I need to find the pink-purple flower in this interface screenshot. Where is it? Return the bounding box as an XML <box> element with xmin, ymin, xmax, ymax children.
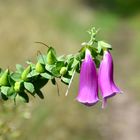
<box><xmin>76</xmin><ymin>49</ymin><xmax>99</xmax><ymax>106</ymax></box>
<box><xmin>76</xmin><ymin>49</ymin><xmax>121</xmax><ymax>108</ymax></box>
<box><xmin>98</xmin><ymin>50</ymin><xmax>121</xmax><ymax>108</ymax></box>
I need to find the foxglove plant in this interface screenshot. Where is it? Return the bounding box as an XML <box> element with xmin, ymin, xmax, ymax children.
<box><xmin>76</xmin><ymin>49</ymin><xmax>99</xmax><ymax>106</ymax></box>
<box><xmin>98</xmin><ymin>50</ymin><xmax>121</xmax><ymax>108</ymax></box>
<box><xmin>0</xmin><ymin>27</ymin><xmax>121</xmax><ymax>108</ymax></box>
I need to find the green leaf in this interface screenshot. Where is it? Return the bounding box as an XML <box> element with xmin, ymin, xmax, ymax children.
<box><xmin>51</xmin><ymin>78</ymin><xmax>56</xmax><ymax>85</ymax></box>
<box><xmin>24</xmin><ymin>82</ymin><xmax>35</xmax><ymax>93</ymax></box>
<box><xmin>51</xmin><ymin>61</ymin><xmax>65</xmax><ymax>77</ymax></box>
<box><xmin>36</xmin><ymin>90</ymin><xmax>44</xmax><ymax>99</ymax></box>
<box><xmin>66</xmin><ymin>54</ymin><xmax>74</xmax><ymax>60</ymax></box>
<box><xmin>51</xmin><ymin>68</ymin><xmax>60</xmax><ymax>77</ymax></box>
<box><xmin>40</xmin><ymin>73</ymin><xmax>53</xmax><ymax>79</ymax></box>
<box><xmin>1</xmin><ymin>86</ymin><xmax>10</xmax><ymax>96</ymax></box>
<box><xmin>67</xmin><ymin>57</ymin><xmax>74</xmax><ymax>69</ymax></box>
<box><xmin>61</xmin><ymin>77</ymin><xmax>71</xmax><ymax>85</ymax></box>
<box><xmin>37</xmin><ymin>54</ymin><xmax>47</xmax><ymax>64</ymax></box>
<box><xmin>16</xmin><ymin>92</ymin><xmax>29</xmax><ymax>103</ymax></box>
<box><xmin>94</xmin><ymin>58</ymin><xmax>100</xmax><ymax>68</ymax></box>
<box><xmin>7</xmin><ymin>86</ymin><xmax>16</xmax><ymax>97</ymax></box>
<box><xmin>8</xmin><ymin>77</ymin><xmax>15</xmax><ymax>86</ymax></box>
<box><xmin>45</xmin><ymin>64</ymin><xmax>54</xmax><ymax>72</ymax></box>
<box><xmin>57</xmin><ymin>55</ymin><xmax>65</xmax><ymax>61</ymax></box>
<box><xmin>79</xmin><ymin>52</ymin><xmax>85</xmax><ymax>60</ymax></box>
<box><xmin>16</xmin><ymin>64</ymin><xmax>24</xmax><ymax>73</ymax></box>
<box><xmin>0</xmin><ymin>92</ymin><xmax>8</xmax><ymax>100</ymax></box>
<box><xmin>75</xmin><ymin>53</ymin><xmax>82</xmax><ymax>61</ymax></box>
<box><xmin>26</xmin><ymin>61</ymin><xmax>36</xmax><ymax>68</ymax></box>
<box><xmin>98</xmin><ymin>41</ymin><xmax>112</xmax><ymax>52</ymax></box>
<box><xmin>0</xmin><ymin>69</ymin><xmax>4</xmax><ymax>77</ymax></box>
<box><xmin>68</xmin><ymin>69</ymin><xmax>75</xmax><ymax>76</ymax></box>
<box><xmin>33</xmin><ymin>77</ymin><xmax>48</xmax><ymax>89</ymax></box>
<box><xmin>76</xmin><ymin>62</ymin><xmax>81</xmax><ymax>73</ymax></box>
<box><xmin>56</xmin><ymin>61</ymin><xmax>65</xmax><ymax>67</ymax></box>
<box><xmin>65</xmin><ymin>54</ymin><xmax>74</xmax><ymax>64</ymax></box>
<box><xmin>1</xmin><ymin>86</ymin><xmax>16</xmax><ymax>99</ymax></box>
<box><xmin>11</xmin><ymin>72</ymin><xmax>21</xmax><ymax>82</ymax></box>
<box><xmin>27</xmin><ymin>70</ymin><xmax>39</xmax><ymax>77</ymax></box>
<box><xmin>88</xmin><ymin>46</ymin><xmax>98</xmax><ymax>58</ymax></box>
<box><xmin>71</xmin><ymin>58</ymin><xmax>79</xmax><ymax>68</ymax></box>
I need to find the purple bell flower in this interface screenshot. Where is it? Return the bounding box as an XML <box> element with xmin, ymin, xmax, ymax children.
<box><xmin>98</xmin><ymin>50</ymin><xmax>121</xmax><ymax>108</ymax></box>
<box><xmin>76</xmin><ymin>49</ymin><xmax>99</xmax><ymax>106</ymax></box>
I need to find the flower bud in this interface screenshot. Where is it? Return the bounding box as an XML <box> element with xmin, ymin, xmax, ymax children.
<box><xmin>14</xmin><ymin>81</ymin><xmax>23</xmax><ymax>92</ymax></box>
<box><xmin>35</xmin><ymin>62</ymin><xmax>45</xmax><ymax>73</ymax></box>
<box><xmin>47</xmin><ymin>48</ymin><xmax>57</xmax><ymax>65</ymax></box>
<box><xmin>0</xmin><ymin>69</ymin><xmax>10</xmax><ymax>86</ymax></box>
<box><xmin>60</xmin><ymin>67</ymin><xmax>67</xmax><ymax>76</ymax></box>
<box><xmin>21</xmin><ymin>66</ymin><xmax>31</xmax><ymax>81</ymax></box>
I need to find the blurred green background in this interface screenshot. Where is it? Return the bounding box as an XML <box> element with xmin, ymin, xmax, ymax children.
<box><xmin>0</xmin><ymin>0</ymin><xmax>140</xmax><ymax>140</ymax></box>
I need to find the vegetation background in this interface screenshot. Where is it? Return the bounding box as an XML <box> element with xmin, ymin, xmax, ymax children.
<box><xmin>0</xmin><ymin>0</ymin><xmax>140</xmax><ymax>140</ymax></box>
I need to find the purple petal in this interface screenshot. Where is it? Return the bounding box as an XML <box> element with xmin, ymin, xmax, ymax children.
<box><xmin>76</xmin><ymin>49</ymin><xmax>99</xmax><ymax>106</ymax></box>
<box><xmin>98</xmin><ymin>51</ymin><xmax>121</xmax><ymax>108</ymax></box>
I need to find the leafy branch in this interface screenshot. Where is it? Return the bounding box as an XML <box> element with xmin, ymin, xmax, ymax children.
<box><xmin>0</xmin><ymin>27</ymin><xmax>112</xmax><ymax>104</ymax></box>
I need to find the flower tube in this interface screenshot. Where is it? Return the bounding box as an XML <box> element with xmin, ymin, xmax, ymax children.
<box><xmin>76</xmin><ymin>49</ymin><xmax>99</xmax><ymax>106</ymax></box>
<box><xmin>98</xmin><ymin>50</ymin><xmax>121</xmax><ymax>108</ymax></box>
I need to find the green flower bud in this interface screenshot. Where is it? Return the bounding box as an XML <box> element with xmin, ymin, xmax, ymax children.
<box><xmin>60</xmin><ymin>67</ymin><xmax>67</xmax><ymax>76</ymax></box>
<box><xmin>47</xmin><ymin>47</ymin><xmax>57</xmax><ymax>65</ymax></box>
<box><xmin>35</xmin><ymin>62</ymin><xmax>45</xmax><ymax>73</ymax></box>
<box><xmin>21</xmin><ymin>66</ymin><xmax>31</xmax><ymax>81</ymax></box>
<box><xmin>14</xmin><ymin>81</ymin><xmax>23</xmax><ymax>92</ymax></box>
<box><xmin>0</xmin><ymin>69</ymin><xmax>10</xmax><ymax>86</ymax></box>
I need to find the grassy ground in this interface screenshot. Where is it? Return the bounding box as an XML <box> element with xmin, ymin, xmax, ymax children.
<box><xmin>0</xmin><ymin>0</ymin><xmax>140</xmax><ymax>140</ymax></box>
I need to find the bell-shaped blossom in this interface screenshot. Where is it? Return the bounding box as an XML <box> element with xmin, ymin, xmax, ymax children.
<box><xmin>98</xmin><ymin>50</ymin><xmax>121</xmax><ymax>108</ymax></box>
<box><xmin>76</xmin><ymin>49</ymin><xmax>99</xmax><ymax>106</ymax></box>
